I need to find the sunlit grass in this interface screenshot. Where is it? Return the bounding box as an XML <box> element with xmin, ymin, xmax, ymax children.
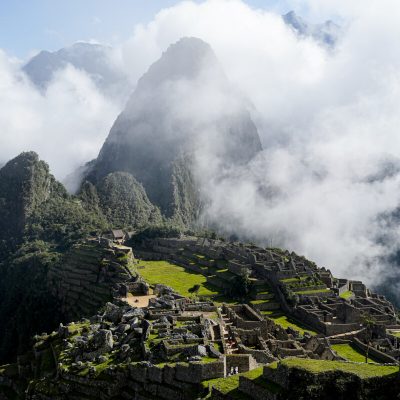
<box><xmin>331</xmin><ymin>343</ymin><xmax>378</xmax><ymax>363</ymax></box>
<box><xmin>138</xmin><ymin>260</ymin><xmax>221</xmax><ymax>297</ymax></box>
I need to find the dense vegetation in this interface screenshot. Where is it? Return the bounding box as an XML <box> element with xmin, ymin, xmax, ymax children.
<box><xmin>0</xmin><ymin>153</ymin><xmax>107</xmax><ymax>362</ymax></box>
<box><xmin>96</xmin><ymin>171</ymin><xmax>162</xmax><ymax>229</ymax></box>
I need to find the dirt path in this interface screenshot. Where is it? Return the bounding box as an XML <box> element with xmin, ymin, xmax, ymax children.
<box><xmin>123</xmin><ymin>293</ymin><xmax>156</xmax><ymax>308</ymax></box>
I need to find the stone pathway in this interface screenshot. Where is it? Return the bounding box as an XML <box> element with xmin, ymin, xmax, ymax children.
<box><xmin>221</xmin><ymin>313</ymin><xmax>239</xmax><ymax>354</ymax></box>
<box><xmin>326</xmin><ymin>329</ymin><xmax>363</xmax><ymax>339</ymax></box>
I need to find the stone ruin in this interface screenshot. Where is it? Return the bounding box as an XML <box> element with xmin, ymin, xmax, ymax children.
<box><xmin>1</xmin><ymin>235</ymin><xmax>399</xmax><ymax>399</ymax></box>
<box><xmin>136</xmin><ymin>236</ymin><xmax>400</xmax><ymax>364</ymax></box>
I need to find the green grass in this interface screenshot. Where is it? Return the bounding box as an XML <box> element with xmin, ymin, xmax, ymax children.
<box><xmin>339</xmin><ymin>290</ymin><xmax>353</xmax><ymax>300</ymax></box>
<box><xmin>194</xmin><ymin>253</ymin><xmax>206</xmax><ymax>259</ymax></box>
<box><xmin>250</xmin><ymin>299</ymin><xmax>270</xmax><ymax>305</ymax></box>
<box><xmin>268</xmin><ymin>313</ymin><xmax>317</xmax><ymax>335</ymax></box>
<box><xmin>197</xmin><ymin>357</ymin><xmax>220</xmax><ymax>364</ymax></box>
<box><xmin>280</xmin><ymin>358</ymin><xmax>399</xmax><ymax>379</ymax></box>
<box><xmin>202</xmin><ymin>367</ymin><xmax>280</xmax><ymax>398</ymax></box>
<box><xmin>387</xmin><ymin>330</ymin><xmax>400</xmax><ymax>338</ymax></box>
<box><xmin>280</xmin><ymin>276</ymin><xmax>309</xmax><ymax>283</ymax></box>
<box><xmin>67</xmin><ymin>322</ymin><xmax>89</xmax><ymax>335</ymax></box>
<box><xmin>138</xmin><ymin>260</ymin><xmax>221</xmax><ymax>297</ymax></box>
<box><xmin>260</xmin><ymin>310</ymin><xmax>274</xmax><ymax>316</ymax></box>
<box><xmin>202</xmin><ymin>368</ymin><xmax>262</xmax><ymax>394</ymax></box>
<box><xmin>294</xmin><ymin>288</ymin><xmax>330</xmax><ymax>295</ymax></box>
<box><xmin>331</xmin><ymin>343</ymin><xmax>378</xmax><ymax>363</ymax></box>
<box><xmin>256</xmin><ymin>290</ymin><xmax>271</xmax><ymax>295</ymax></box>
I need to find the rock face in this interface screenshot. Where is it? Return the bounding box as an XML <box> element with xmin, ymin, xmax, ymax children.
<box><xmin>86</xmin><ymin>37</ymin><xmax>262</xmax><ymax>226</ymax></box>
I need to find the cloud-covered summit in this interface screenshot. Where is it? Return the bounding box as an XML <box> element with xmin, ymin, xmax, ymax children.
<box><xmin>86</xmin><ymin>36</ymin><xmax>262</xmax><ymax>225</ymax></box>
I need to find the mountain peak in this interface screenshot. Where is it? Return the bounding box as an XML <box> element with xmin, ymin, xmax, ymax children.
<box><xmin>0</xmin><ymin>152</ymin><xmax>64</xmax><ymax>248</ymax></box>
<box><xmin>86</xmin><ymin>38</ymin><xmax>262</xmax><ymax>223</ymax></box>
<box><xmin>23</xmin><ymin>42</ymin><xmax>130</xmax><ymax>101</ymax></box>
<box><xmin>136</xmin><ymin>37</ymin><xmax>221</xmax><ymax>92</ymax></box>
<box><xmin>283</xmin><ymin>10</ymin><xmax>340</xmax><ymax>47</ymax></box>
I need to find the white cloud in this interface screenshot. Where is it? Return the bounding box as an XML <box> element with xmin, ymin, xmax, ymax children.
<box><xmin>0</xmin><ymin>51</ymin><xmax>119</xmax><ymax>180</ymax></box>
<box><xmin>1</xmin><ymin>0</ymin><xmax>400</xmax><ymax>294</ymax></box>
<box><xmin>114</xmin><ymin>0</ymin><xmax>400</xmax><ymax>290</ymax></box>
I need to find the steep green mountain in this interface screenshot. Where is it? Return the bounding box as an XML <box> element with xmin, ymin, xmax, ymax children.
<box><xmin>0</xmin><ymin>152</ymin><xmax>108</xmax><ymax>362</ymax></box>
<box><xmin>0</xmin><ymin>152</ymin><xmax>65</xmax><ymax>255</ymax></box>
<box><xmin>86</xmin><ymin>37</ymin><xmax>262</xmax><ymax>225</ymax></box>
<box><xmin>96</xmin><ymin>171</ymin><xmax>162</xmax><ymax>229</ymax></box>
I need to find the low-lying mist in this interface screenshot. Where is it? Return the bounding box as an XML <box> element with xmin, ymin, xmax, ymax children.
<box><xmin>119</xmin><ymin>0</ymin><xmax>400</xmax><ymax>297</ymax></box>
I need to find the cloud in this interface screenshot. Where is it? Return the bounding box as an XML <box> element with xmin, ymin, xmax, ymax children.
<box><xmin>0</xmin><ymin>50</ymin><xmax>120</xmax><ymax>181</ymax></box>
<box><xmin>114</xmin><ymin>0</ymin><xmax>400</xmax><ymax>292</ymax></box>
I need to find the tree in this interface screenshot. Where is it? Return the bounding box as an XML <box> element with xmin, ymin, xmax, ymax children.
<box><xmin>229</xmin><ymin>269</ymin><xmax>252</xmax><ymax>299</ymax></box>
<box><xmin>188</xmin><ymin>284</ymin><xmax>201</xmax><ymax>296</ymax></box>
<box><xmin>362</xmin><ymin>314</ymin><xmax>376</xmax><ymax>363</ymax></box>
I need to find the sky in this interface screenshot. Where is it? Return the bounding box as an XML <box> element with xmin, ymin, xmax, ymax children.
<box><xmin>0</xmin><ymin>0</ymin><xmax>297</xmax><ymax>59</ymax></box>
<box><xmin>1</xmin><ymin>0</ymin><xmax>400</xmax><ymax>300</ymax></box>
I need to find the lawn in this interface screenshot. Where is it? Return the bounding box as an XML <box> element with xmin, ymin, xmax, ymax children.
<box><xmin>268</xmin><ymin>313</ymin><xmax>317</xmax><ymax>335</ymax></box>
<box><xmin>331</xmin><ymin>343</ymin><xmax>378</xmax><ymax>363</ymax></box>
<box><xmin>137</xmin><ymin>260</ymin><xmax>220</xmax><ymax>297</ymax></box>
<box><xmin>280</xmin><ymin>358</ymin><xmax>399</xmax><ymax>379</ymax></box>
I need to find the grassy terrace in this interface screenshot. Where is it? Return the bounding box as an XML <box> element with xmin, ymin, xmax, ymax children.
<box><xmin>294</xmin><ymin>288</ymin><xmax>330</xmax><ymax>295</ymax></box>
<box><xmin>339</xmin><ymin>290</ymin><xmax>353</xmax><ymax>300</ymax></box>
<box><xmin>277</xmin><ymin>358</ymin><xmax>399</xmax><ymax>379</ymax></box>
<box><xmin>202</xmin><ymin>367</ymin><xmax>280</xmax><ymax>398</ymax></box>
<box><xmin>268</xmin><ymin>313</ymin><xmax>317</xmax><ymax>335</ymax></box>
<box><xmin>280</xmin><ymin>276</ymin><xmax>309</xmax><ymax>283</ymax></box>
<box><xmin>137</xmin><ymin>260</ymin><xmax>221</xmax><ymax>298</ymax></box>
<box><xmin>331</xmin><ymin>343</ymin><xmax>379</xmax><ymax>363</ymax></box>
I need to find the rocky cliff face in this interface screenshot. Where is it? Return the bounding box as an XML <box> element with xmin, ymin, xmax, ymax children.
<box><xmin>86</xmin><ymin>37</ymin><xmax>262</xmax><ymax>226</ymax></box>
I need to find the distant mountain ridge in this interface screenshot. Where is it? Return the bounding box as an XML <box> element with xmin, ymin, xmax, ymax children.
<box><xmin>23</xmin><ymin>42</ymin><xmax>131</xmax><ymax>101</ymax></box>
<box><xmin>283</xmin><ymin>10</ymin><xmax>340</xmax><ymax>47</ymax></box>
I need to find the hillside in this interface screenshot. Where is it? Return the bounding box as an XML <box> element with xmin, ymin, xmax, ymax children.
<box><xmin>0</xmin><ymin>236</ymin><xmax>399</xmax><ymax>399</ymax></box>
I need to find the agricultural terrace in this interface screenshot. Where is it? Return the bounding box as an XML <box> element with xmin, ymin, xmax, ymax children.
<box><xmin>276</xmin><ymin>358</ymin><xmax>399</xmax><ymax>379</ymax></box>
<box><xmin>331</xmin><ymin>343</ymin><xmax>379</xmax><ymax>363</ymax></box>
<box><xmin>268</xmin><ymin>313</ymin><xmax>317</xmax><ymax>335</ymax></box>
<box><xmin>137</xmin><ymin>260</ymin><xmax>220</xmax><ymax>298</ymax></box>
<box><xmin>202</xmin><ymin>367</ymin><xmax>280</xmax><ymax>397</ymax></box>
